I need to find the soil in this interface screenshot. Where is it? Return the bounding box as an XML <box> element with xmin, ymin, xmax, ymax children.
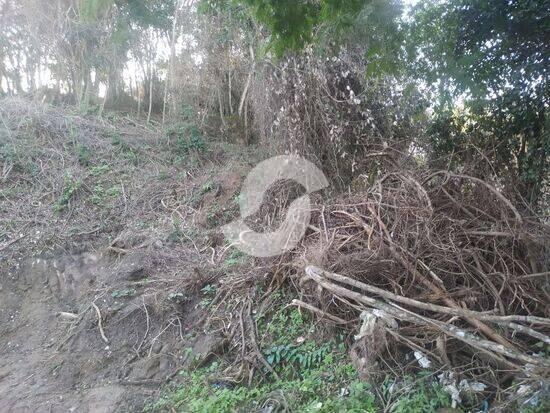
<box><xmin>0</xmin><ymin>250</ymin><xmax>221</xmax><ymax>412</ymax></box>
<box><xmin>0</xmin><ymin>100</ymin><xmax>253</xmax><ymax>412</ymax></box>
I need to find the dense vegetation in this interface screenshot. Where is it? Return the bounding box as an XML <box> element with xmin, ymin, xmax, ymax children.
<box><xmin>1</xmin><ymin>0</ymin><xmax>547</xmax><ymax>205</ymax></box>
<box><xmin>1</xmin><ymin>1</ymin><xmax>548</xmax><ymax>412</ymax></box>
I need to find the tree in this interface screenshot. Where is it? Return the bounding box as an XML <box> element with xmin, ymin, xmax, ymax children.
<box><xmin>234</xmin><ymin>0</ymin><xmax>403</xmax><ymax>73</ymax></box>
<box><xmin>408</xmin><ymin>0</ymin><xmax>549</xmax><ymax>204</ymax></box>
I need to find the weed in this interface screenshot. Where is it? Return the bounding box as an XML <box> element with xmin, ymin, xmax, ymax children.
<box><xmin>520</xmin><ymin>398</ymin><xmax>550</xmax><ymax>413</ymax></box>
<box><xmin>199</xmin><ymin>284</ymin><xmax>217</xmax><ymax>308</ymax></box>
<box><xmin>386</xmin><ymin>374</ymin><xmax>453</xmax><ymax>413</ymax></box>
<box><xmin>89</xmin><ymin>163</ymin><xmax>110</xmax><ymax>176</ymax></box>
<box><xmin>76</xmin><ymin>144</ymin><xmax>92</xmax><ymax>166</ymax></box>
<box><xmin>90</xmin><ymin>184</ymin><xmax>120</xmax><ymax>206</ymax></box>
<box><xmin>54</xmin><ymin>175</ymin><xmax>80</xmax><ymax>212</ymax></box>
<box><xmin>201</xmin><ymin>284</ymin><xmax>217</xmax><ymax>295</ymax></box>
<box><xmin>24</xmin><ymin>160</ymin><xmax>39</xmax><ymax>176</ymax></box>
<box><xmin>111</xmin><ymin>289</ymin><xmax>136</xmax><ymax>298</ymax></box>
<box><xmin>147</xmin><ymin>296</ymin><xmax>456</xmax><ymax>413</ymax></box>
<box><xmin>146</xmin><ymin>348</ymin><xmax>376</xmax><ymax>413</ymax></box>
<box><xmin>176</xmin><ymin>133</ymin><xmax>206</xmax><ymax>155</ymax></box>
<box><xmin>206</xmin><ymin>208</ymin><xmax>218</xmax><ymax>227</ymax></box>
<box><xmin>110</xmin><ymin>131</ymin><xmax>124</xmax><ymax>146</ymax></box>
<box><xmin>264</xmin><ymin>341</ymin><xmax>333</xmax><ymax>371</ymax></box>
<box><xmin>201</xmin><ymin>181</ymin><xmax>214</xmax><ymax>193</ymax></box>
<box><xmin>0</xmin><ymin>143</ymin><xmax>17</xmax><ymax>162</ymax></box>
<box><xmin>122</xmin><ymin>147</ymin><xmax>140</xmax><ymax>165</ymax></box>
<box><xmin>157</xmin><ymin>171</ymin><xmax>170</xmax><ymax>181</ymax></box>
<box><xmin>166</xmin><ymin>119</ymin><xmax>207</xmax><ymax>157</ymax></box>
<box><xmin>222</xmin><ymin>248</ymin><xmax>246</xmax><ymax>268</ymax></box>
<box><xmin>110</xmin><ymin>131</ymin><xmax>141</xmax><ymax>165</ymax></box>
<box><xmin>168</xmin><ymin>292</ymin><xmax>187</xmax><ymax>303</ymax></box>
<box><xmin>168</xmin><ymin>216</ymin><xmax>185</xmax><ymax>243</ymax></box>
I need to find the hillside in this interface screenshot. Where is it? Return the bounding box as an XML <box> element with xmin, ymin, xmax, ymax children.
<box><xmin>1</xmin><ymin>0</ymin><xmax>549</xmax><ymax>411</ymax></box>
<box><xmin>0</xmin><ymin>98</ymin><xmax>548</xmax><ymax>412</ymax></box>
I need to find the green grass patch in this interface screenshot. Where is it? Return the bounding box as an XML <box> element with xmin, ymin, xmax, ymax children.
<box><xmin>146</xmin><ymin>295</ymin><xmax>456</xmax><ymax>413</ymax></box>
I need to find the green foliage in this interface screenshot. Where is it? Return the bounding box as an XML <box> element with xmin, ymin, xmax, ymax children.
<box><xmin>147</xmin><ymin>346</ymin><xmax>376</xmax><ymax>413</ymax></box>
<box><xmin>199</xmin><ymin>283</ymin><xmax>217</xmax><ymax>308</ymax></box>
<box><xmin>54</xmin><ymin>175</ymin><xmax>81</xmax><ymax>212</ymax></box>
<box><xmin>408</xmin><ymin>0</ymin><xmax>548</xmax><ymax>100</ymax></box>
<box><xmin>241</xmin><ymin>0</ymin><xmax>318</xmax><ymax>55</ymax></box>
<box><xmin>148</xmin><ymin>296</ymin><xmax>460</xmax><ymax>412</ymax></box>
<box><xmin>199</xmin><ymin>0</ymin><xmax>402</xmax><ymax>66</ymax></box>
<box><xmin>89</xmin><ymin>163</ymin><xmax>110</xmax><ymax>176</ymax></box>
<box><xmin>408</xmin><ymin>0</ymin><xmax>549</xmax><ymax>204</ymax></box>
<box><xmin>0</xmin><ymin>143</ymin><xmax>17</xmax><ymax>163</ymax></box>
<box><xmin>177</xmin><ymin>133</ymin><xmax>206</xmax><ymax>155</ymax></box>
<box><xmin>222</xmin><ymin>248</ymin><xmax>246</xmax><ymax>268</ymax></box>
<box><xmin>90</xmin><ymin>184</ymin><xmax>120</xmax><ymax>205</ymax></box>
<box><xmin>111</xmin><ymin>288</ymin><xmax>137</xmax><ymax>298</ymax></box>
<box><xmin>167</xmin><ymin>122</ymin><xmax>206</xmax><ymax>157</ymax></box>
<box><xmin>79</xmin><ymin>0</ymin><xmax>115</xmax><ymax>23</ymax></box>
<box><xmin>264</xmin><ymin>341</ymin><xmax>332</xmax><ymax>371</ymax></box>
<box><xmin>166</xmin><ymin>105</ymin><xmax>207</xmax><ymax>158</ymax></box>
<box><xmin>390</xmin><ymin>375</ymin><xmax>453</xmax><ymax>413</ymax></box>
<box><xmin>201</xmin><ymin>284</ymin><xmax>217</xmax><ymax>295</ymax></box>
<box><xmin>220</xmin><ymin>0</ymin><xmax>403</xmax><ymax>64</ymax></box>
<box><xmin>520</xmin><ymin>398</ymin><xmax>550</xmax><ymax>413</ymax></box>
<box><xmin>110</xmin><ymin>132</ymin><xmax>141</xmax><ymax>165</ymax></box>
<box><xmin>76</xmin><ymin>144</ymin><xmax>92</xmax><ymax>166</ymax></box>
<box><xmin>115</xmin><ymin>0</ymin><xmax>176</xmax><ymax>31</ymax></box>
<box><xmin>168</xmin><ymin>292</ymin><xmax>187</xmax><ymax>303</ymax></box>
<box><xmin>168</xmin><ymin>215</ymin><xmax>184</xmax><ymax>242</ymax></box>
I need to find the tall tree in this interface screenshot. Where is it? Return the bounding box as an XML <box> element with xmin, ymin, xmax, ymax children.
<box><xmin>408</xmin><ymin>0</ymin><xmax>549</xmax><ymax>204</ymax></box>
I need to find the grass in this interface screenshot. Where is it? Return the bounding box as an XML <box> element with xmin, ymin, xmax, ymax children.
<box><xmin>147</xmin><ymin>356</ymin><xmax>377</xmax><ymax>413</ymax></box>
<box><xmin>145</xmin><ymin>294</ymin><xmax>455</xmax><ymax>413</ymax></box>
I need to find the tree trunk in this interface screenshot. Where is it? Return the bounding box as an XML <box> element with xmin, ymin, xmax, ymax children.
<box><xmin>147</xmin><ymin>73</ymin><xmax>153</xmax><ymax>124</ymax></box>
<box><xmin>228</xmin><ymin>70</ymin><xmax>233</xmax><ymax>115</ymax></box>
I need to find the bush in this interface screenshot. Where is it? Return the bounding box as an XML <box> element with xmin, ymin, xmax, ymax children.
<box><xmin>249</xmin><ymin>47</ymin><xmax>427</xmax><ymax>186</ymax></box>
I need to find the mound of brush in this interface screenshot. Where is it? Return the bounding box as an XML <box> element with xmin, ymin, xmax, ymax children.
<box><xmin>286</xmin><ymin>170</ymin><xmax>550</xmax><ymax>405</ymax></box>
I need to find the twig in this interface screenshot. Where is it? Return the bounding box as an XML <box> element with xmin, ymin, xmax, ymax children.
<box><xmin>290</xmin><ymin>299</ymin><xmax>348</xmax><ymax>324</ymax></box>
<box><xmin>0</xmin><ymin>233</ymin><xmax>28</xmax><ymax>251</ymax></box>
<box><xmin>246</xmin><ymin>300</ymin><xmax>280</xmax><ymax>380</ymax></box>
<box><xmin>91</xmin><ymin>302</ymin><xmax>109</xmax><ymax>344</ymax></box>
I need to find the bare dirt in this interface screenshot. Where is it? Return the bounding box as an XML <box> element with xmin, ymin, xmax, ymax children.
<box><xmin>0</xmin><ymin>249</ymin><xmax>227</xmax><ymax>412</ymax></box>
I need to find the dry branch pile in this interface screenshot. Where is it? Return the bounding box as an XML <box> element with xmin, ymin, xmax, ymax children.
<box><xmin>285</xmin><ymin>169</ymin><xmax>550</xmax><ymax>405</ymax></box>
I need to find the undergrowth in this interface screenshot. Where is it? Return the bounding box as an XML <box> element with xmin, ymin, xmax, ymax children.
<box><xmin>146</xmin><ymin>295</ymin><xmax>454</xmax><ymax>413</ymax></box>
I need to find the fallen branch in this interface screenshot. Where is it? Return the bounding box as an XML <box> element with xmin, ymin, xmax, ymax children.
<box><xmin>302</xmin><ymin>267</ymin><xmax>550</xmax><ymax>370</ymax></box>
<box><xmin>306</xmin><ymin>266</ymin><xmax>550</xmax><ymax>326</ymax></box>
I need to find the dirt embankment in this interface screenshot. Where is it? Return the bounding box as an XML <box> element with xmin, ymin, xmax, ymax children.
<box><xmin>0</xmin><ymin>99</ymin><xmax>251</xmax><ymax>411</ymax></box>
<box><xmin>0</xmin><ymin>251</ymin><xmax>221</xmax><ymax>412</ymax></box>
